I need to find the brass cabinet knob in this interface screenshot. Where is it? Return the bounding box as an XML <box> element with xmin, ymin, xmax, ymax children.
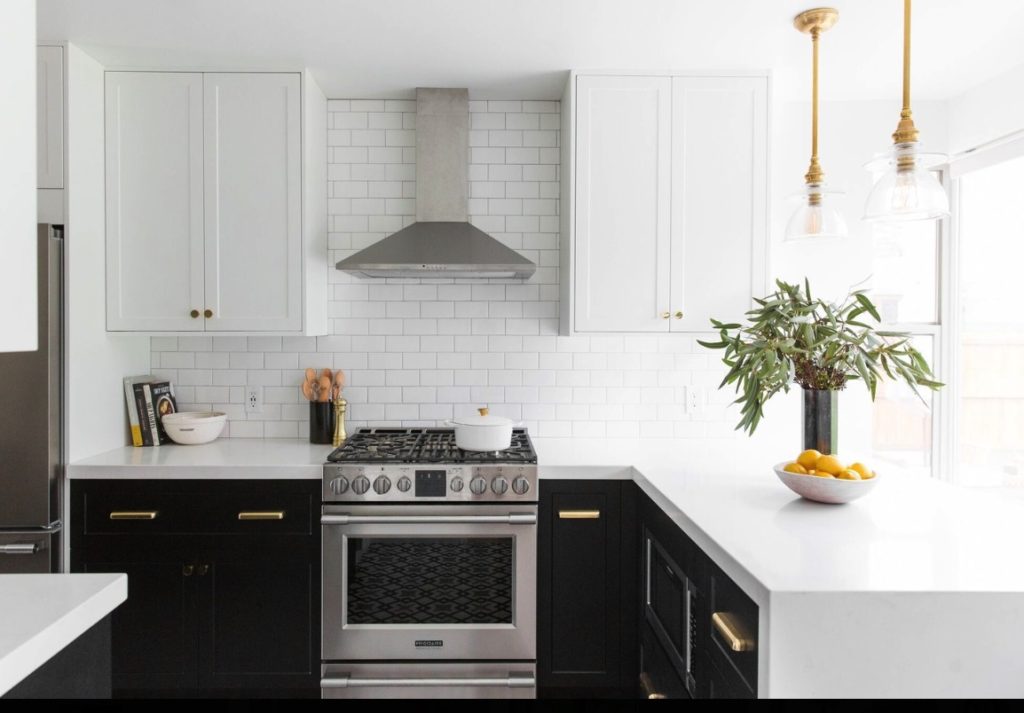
<box><xmin>204</xmin><ymin>308</ymin><xmax>213</xmax><ymax>318</ymax></box>
<box><xmin>182</xmin><ymin>564</ymin><xmax>194</xmax><ymax>577</ymax></box>
<box><xmin>674</xmin><ymin>311</ymin><xmax>684</xmax><ymax>319</ymax></box>
<box><xmin>197</xmin><ymin>564</ymin><xmax>209</xmax><ymax>577</ymax></box>
<box><xmin>190</xmin><ymin>309</ymin><xmax>200</xmax><ymax>319</ymax></box>
<box><xmin>661</xmin><ymin>311</ymin><xmax>671</xmax><ymax>319</ymax></box>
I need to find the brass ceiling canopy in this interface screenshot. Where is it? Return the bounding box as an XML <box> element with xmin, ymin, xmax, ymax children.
<box><xmin>793</xmin><ymin>7</ymin><xmax>839</xmax><ymax>35</ymax></box>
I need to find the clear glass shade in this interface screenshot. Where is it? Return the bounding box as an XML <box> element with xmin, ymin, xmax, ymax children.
<box><xmin>864</xmin><ymin>143</ymin><xmax>949</xmax><ymax>222</ymax></box>
<box><xmin>784</xmin><ymin>184</ymin><xmax>848</xmax><ymax>240</ymax></box>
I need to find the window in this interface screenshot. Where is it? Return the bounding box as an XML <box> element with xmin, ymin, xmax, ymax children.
<box><xmin>953</xmin><ymin>150</ymin><xmax>1024</xmax><ymax>487</ymax></box>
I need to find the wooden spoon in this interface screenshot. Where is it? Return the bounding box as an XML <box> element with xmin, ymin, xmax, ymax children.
<box><xmin>321</xmin><ymin>367</ymin><xmax>333</xmax><ymax>384</ymax></box>
<box><xmin>301</xmin><ymin>380</ymin><xmax>314</xmax><ymax>401</ymax></box>
<box><xmin>318</xmin><ymin>375</ymin><xmax>332</xmax><ymax>402</ymax></box>
<box><xmin>304</xmin><ymin>367</ymin><xmax>316</xmax><ymax>385</ymax></box>
<box><xmin>334</xmin><ymin>370</ymin><xmax>346</xmax><ymax>389</ymax></box>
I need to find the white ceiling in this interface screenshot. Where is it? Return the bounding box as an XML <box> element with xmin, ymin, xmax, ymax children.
<box><xmin>37</xmin><ymin>0</ymin><xmax>1024</xmax><ymax>102</ymax></box>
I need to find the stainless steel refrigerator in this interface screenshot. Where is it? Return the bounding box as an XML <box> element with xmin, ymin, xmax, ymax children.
<box><xmin>0</xmin><ymin>225</ymin><xmax>64</xmax><ymax>573</ymax></box>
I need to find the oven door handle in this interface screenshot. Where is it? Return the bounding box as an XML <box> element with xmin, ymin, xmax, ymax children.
<box><xmin>321</xmin><ymin>513</ymin><xmax>536</xmax><ymax>525</ymax></box>
<box><xmin>321</xmin><ymin>672</ymin><xmax>536</xmax><ymax>689</ymax></box>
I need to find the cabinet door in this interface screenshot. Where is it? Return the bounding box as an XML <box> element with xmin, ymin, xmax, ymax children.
<box><xmin>203</xmin><ymin>73</ymin><xmax>302</xmax><ymax>332</ymax></box>
<box><xmin>105</xmin><ymin>72</ymin><xmax>205</xmax><ymax>331</ymax></box>
<box><xmin>77</xmin><ymin>557</ymin><xmax>197</xmax><ymax>693</ymax></box>
<box><xmin>669</xmin><ymin>76</ymin><xmax>767</xmax><ymax>332</ymax></box>
<box><xmin>37</xmin><ymin>46</ymin><xmax>63</xmax><ymax>189</ymax></box>
<box><xmin>574</xmin><ymin>75</ymin><xmax>672</xmax><ymax>332</ymax></box>
<box><xmin>539</xmin><ymin>480</ymin><xmax>635</xmax><ymax>696</ymax></box>
<box><xmin>197</xmin><ymin>548</ymin><xmax>319</xmax><ymax>695</ymax></box>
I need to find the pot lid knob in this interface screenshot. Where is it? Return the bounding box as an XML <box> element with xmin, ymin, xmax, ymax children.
<box><xmin>478</xmin><ymin>407</ymin><xmax>490</xmax><ymax>416</ymax></box>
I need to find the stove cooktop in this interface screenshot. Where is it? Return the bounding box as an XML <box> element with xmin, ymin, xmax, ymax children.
<box><xmin>326</xmin><ymin>428</ymin><xmax>538</xmax><ymax>465</ymax></box>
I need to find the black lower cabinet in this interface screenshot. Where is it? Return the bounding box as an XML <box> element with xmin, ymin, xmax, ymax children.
<box><xmin>70</xmin><ymin>479</ymin><xmax>320</xmax><ymax>699</ymax></box>
<box><xmin>537</xmin><ymin>479</ymin><xmax>637</xmax><ymax>698</ymax></box>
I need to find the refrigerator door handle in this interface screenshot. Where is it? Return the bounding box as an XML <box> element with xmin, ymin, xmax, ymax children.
<box><xmin>0</xmin><ymin>542</ymin><xmax>41</xmax><ymax>555</ymax></box>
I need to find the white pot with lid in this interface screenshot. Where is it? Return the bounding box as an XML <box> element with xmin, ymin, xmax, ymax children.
<box><xmin>446</xmin><ymin>407</ymin><xmax>519</xmax><ymax>452</ymax></box>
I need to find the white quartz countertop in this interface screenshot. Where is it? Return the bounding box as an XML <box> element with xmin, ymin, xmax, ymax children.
<box><xmin>0</xmin><ymin>574</ymin><xmax>127</xmax><ymax>695</ymax></box>
<box><xmin>68</xmin><ymin>437</ymin><xmax>1024</xmax><ymax>600</ymax></box>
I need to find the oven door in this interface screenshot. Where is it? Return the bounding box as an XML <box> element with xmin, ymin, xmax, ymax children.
<box><xmin>322</xmin><ymin>504</ymin><xmax>537</xmax><ymax>661</ymax></box>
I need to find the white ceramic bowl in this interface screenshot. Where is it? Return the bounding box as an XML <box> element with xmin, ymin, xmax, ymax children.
<box><xmin>161</xmin><ymin>411</ymin><xmax>227</xmax><ymax>445</ymax></box>
<box><xmin>773</xmin><ymin>462</ymin><xmax>879</xmax><ymax>504</ymax></box>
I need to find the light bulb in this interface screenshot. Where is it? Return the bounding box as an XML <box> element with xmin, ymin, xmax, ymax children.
<box><xmin>784</xmin><ymin>184</ymin><xmax>847</xmax><ymax>241</ymax></box>
<box><xmin>864</xmin><ymin>143</ymin><xmax>949</xmax><ymax>222</ymax></box>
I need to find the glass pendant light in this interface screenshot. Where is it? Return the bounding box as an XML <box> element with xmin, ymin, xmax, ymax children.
<box><xmin>864</xmin><ymin>0</ymin><xmax>949</xmax><ymax>222</ymax></box>
<box><xmin>785</xmin><ymin>8</ymin><xmax>847</xmax><ymax>241</ymax></box>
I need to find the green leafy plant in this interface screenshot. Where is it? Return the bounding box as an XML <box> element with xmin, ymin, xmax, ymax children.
<box><xmin>698</xmin><ymin>279</ymin><xmax>943</xmax><ymax>435</ymax></box>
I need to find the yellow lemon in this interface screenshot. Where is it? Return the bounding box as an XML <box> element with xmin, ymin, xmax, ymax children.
<box><xmin>850</xmin><ymin>462</ymin><xmax>874</xmax><ymax>479</ymax></box>
<box><xmin>837</xmin><ymin>469</ymin><xmax>862</xmax><ymax>481</ymax></box>
<box><xmin>783</xmin><ymin>462</ymin><xmax>808</xmax><ymax>475</ymax></box>
<box><xmin>806</xmin><ymin>469</ymin><xmax>817</xmax><ymax>475</ymax></box>
<box><xmin>811</xmin><ymin>471</ymin><xmax>835</xmax><ymax>478</ymax></box>
<box><xmin>815</xmin><ymin>455</ymin><xmax>845</xmax><ymax>476</ymax></box>
<box><xmin>797</xmin><ymin>449</ymin><xmax>822</xmax><ymax>469</ymax></box>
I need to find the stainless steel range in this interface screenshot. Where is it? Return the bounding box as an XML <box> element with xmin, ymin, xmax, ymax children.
<box><xmin>320</xmin><ymin>428</ymin><xmax>538</xmax><ymax>699</ymax></box>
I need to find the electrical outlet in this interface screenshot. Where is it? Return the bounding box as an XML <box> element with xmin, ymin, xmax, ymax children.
<box><xmin>245</xmin><ymin>386</ymin><xmax>263</xmax><ymax>414</ymax></box>
<box><xmin>685</xmin><ymin>386</ymin><xmax>706</xmax><ymax>416</ymax></box>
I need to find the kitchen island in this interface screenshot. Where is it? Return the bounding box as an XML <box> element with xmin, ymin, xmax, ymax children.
<box><xmin>70</xmin><ymin>438</ymin><xmax>1024</xmax><ymax>697</ymax></box>
<box><xmin>0</xmin><ymin>573</ymin><xmax>127</xmax><ymax>698</ymax></box>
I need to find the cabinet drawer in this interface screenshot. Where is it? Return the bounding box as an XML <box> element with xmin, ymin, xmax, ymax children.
<box><xmin>639</xmin><ymin>622</ymin><xmax>688</xmax><ymax>700</ymax></box>
<box><xmin>73</xmin><ymin>480</ymin><xmax>315</xmax><ymax>538</ymax></box>
<box><xmin>702</xmin><ymin>652</ymin><xmax>754</xmax><ymax>699</ymax></box>
<box><xmin>706</xmin><ymin>560</ymin><xmax>758</xmax><ymax>691</ymax></box>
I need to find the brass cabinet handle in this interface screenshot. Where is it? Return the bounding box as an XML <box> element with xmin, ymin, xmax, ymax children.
<box><xmin>204</xmin><ymin>308</ymin><xmax>213</xmax><ymax>318</ymax></box>
<box><xmin>109</xmin><ymin>511</ymin><xmax>158</xmax><ymax>520</ymax></box>
<box><xmin>639</xmin><ymin>672</ymin><xmax>666</xmax><ymax>700</ymax></box>
<box><xmin>197</xmin><ymin>564</ymin><xmax>209</xmax><ymax>576</ymax></box>
<box><xmin>558</xmin><ymin>510</ymin><xmax>600</xmax><ymax>520</ymax></box>
<box><xmin>674</xmin><ymin>311</ymin><xmax>683</xmax><ymax>319</ymax></box>
<box><xmin>190</xmin><ymin>309</ymin><xmax>200</xmax><ymax>318</ymax></box>
<box><xmin>182</xmin><ymin>564</ymin><xmax>194</xmax><ymax>577</ymax></box>
<box><xmin>712</xmin><ymin>611</ymin><xmax>755</xmax><ymax>652</ymax></box>
<box><xmin>238</xmin><ymin>511</ymin><xmax>285</xmax><ymax>521</ymax></box>
<box><xmin>660</xmin><ymin>311</ymin><xmax>671</xmax><ymax>319</ymax></box>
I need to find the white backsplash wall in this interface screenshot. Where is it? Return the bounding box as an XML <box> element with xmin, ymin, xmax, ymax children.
<box><xmin>151</xmin><ymin>99</ymin><xmax>735</xmax><ymax>439</ymax></box>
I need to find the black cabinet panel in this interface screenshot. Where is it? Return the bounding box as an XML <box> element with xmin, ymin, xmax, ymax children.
<box><xmin>70</xmin><ymin>479</ymin><xmax>320</xmax><ymax>699</ymax></box>
<box><xmin>538</xmin><ymin>479</ymin><xmax>637</xmax><ymax>697</ymax></box>
<box><xmin>77</xmin><ymin>558</ymin><xmax>195</xmax><ymax>691</ymax></box>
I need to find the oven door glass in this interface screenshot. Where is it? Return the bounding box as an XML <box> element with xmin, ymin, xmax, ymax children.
<box><xmin>347</xmin><ymin>536</ymin><xmax>513</xmax><ymax>625</ymax></box>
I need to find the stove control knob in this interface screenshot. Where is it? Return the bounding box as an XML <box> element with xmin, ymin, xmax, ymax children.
<box><xmin>396</xmin><ymin>476</ymin><xmax>412</xmax><ymax>492</ymax></box>
<box><xmin>351</xmin><ymin>476</ymin><xmax>371</xmax><ymax>495</ymax></box>
<box><xmin>511</xmin><ymin>477</ymin><xmax>531</xmax><ymax>495</ymax></box>
<box><xmin>329</xmin><ymin>477</ymin><xmax>350</xmax><ymax>495</ymax></box>
<box><xmin>469</xmin><ymin>477</ymin><xmax>488</xmax><ymax>495</ymax></box>
<box><xmin>373</xmin><ymin>476</ymin><xmax>391</xmax><ymax>495</ymax></box>
<box><xmin>450</xmin><ymin>476</ymin><xmax>464</xmax><ymax>493</ymax></box>
<box><xmin>491</xmin><ymin>477</ymin><xmax>509</xmax><ymax>495</ymax></box>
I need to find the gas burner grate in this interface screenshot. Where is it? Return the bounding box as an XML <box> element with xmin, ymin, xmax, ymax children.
<box><xmin>326</xmin><ymin>427</ymin><xmax>537</xmax><ymax>464</ymax></box>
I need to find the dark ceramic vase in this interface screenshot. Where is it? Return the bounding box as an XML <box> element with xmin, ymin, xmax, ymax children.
<box><xmin>802</xmin><ymin>388</ymin><xmax>838</xmax><ymax>455</ymax></box>
<box><xmin>309</xmin><ymin>401</ymin><xmax>335</xmax><ymax>444</ymax></box>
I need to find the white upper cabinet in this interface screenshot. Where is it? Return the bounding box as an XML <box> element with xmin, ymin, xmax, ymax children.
<box><xmin>203</xmin><ymin>74</ymin><xmax>302</xmax><ymax>332</ymax></box>
<box><xmin>574</xmin><ymin>75</ymin><xmax>672</xmax><ymax>332</ymax></box>
<box><xmin>105</xmin><ymin>72</ymin><xmax>205</xmax><ymax>331</ymax></box>
<box><xmin>669</xmin><ymin>76</ymin><xmax>767</xmax><ymax>332</ymax></box>
<box><xmin>562</xmin><ymin>72</ymin><xmax>768</xmax><ymax>334</ymax></box>
<box><xmin>37</xmin><ymin>46</ymin><xmax>64</xmax><ymax>189</ymax></box>
<box><xmin>105</xmin><ymin>71</ymin><xmax>324</xmax><ymax>334</ymax></box>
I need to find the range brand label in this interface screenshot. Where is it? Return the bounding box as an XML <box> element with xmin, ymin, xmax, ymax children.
<box><xmin>415</xmin><ymin>640</ymin><xmax>444</xmax><ymax>648</ymax></box>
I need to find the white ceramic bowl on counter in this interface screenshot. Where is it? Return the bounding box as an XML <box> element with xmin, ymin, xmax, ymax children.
<box><xmin>161</xmin><ymin>411</ymin><xmax>227</xmax><ymax>445</ymax></box>
<box><xmin>773</xmin><ymin>462</ymin><xmax>879</xmax><ymax>504</ymax></box>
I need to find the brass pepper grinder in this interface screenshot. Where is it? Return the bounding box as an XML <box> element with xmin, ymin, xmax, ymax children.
<box><xmin>332</xmin><ymin>370</ymin><xmax>347</xmax><ymax>447</ymax></box>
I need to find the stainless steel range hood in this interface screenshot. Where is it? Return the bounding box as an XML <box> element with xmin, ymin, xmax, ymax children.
<box><xmin>336</xmin><ymin>88</ymin><xmax>536</xmax><ymax>280</ymax></box>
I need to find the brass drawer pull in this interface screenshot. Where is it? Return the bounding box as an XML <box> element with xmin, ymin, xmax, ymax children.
<box><xmin>182</xmin><ymin>564</ymin><xmax>194</xmax><ymax>577</ymax></box>
<box><xmin>238</xmin><ymin>511</ymin><xmax>285</xmax><ymax>521</ymax></box>
<box><xmin>712</xmin><ymin>611</ymin><xmax>755</xmax><ymax>652</ymax></box>
<box><xmin>109</xmin><ymin>511</ymin><xmax>158</xmax><ymax>520</ymax></box>
<box><xmin>639</xmin><ymin>672</ymin><xmax>666</xmax><ymax>700</ymax></box>
<box><xmin>558</xmin><ymin>510</ymin><xmax>600</xmax><ymax>520</ymax></box>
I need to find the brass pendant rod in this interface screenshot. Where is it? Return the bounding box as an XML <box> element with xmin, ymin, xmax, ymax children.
<box><xmin>805</xmin><ymin>26</ymin><xmax>823</xmax><ymax>186</ymax></box>
<box><xmin>892</xmin><ymin>0</ymin><xmax>920</xmax><ymax>145</ymax></box>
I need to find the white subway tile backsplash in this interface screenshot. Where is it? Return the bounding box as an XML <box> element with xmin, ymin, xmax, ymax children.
<box><xmin>153</xmin><ymin>100</ymin><xmax>732</xmax><ymax>437</ymax></box>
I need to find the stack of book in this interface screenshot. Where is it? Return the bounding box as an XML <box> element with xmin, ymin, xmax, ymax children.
<box><xmin>123</xmin><ymin>375</ymin><xmax>179</xmax><ymax>446</ymax></box>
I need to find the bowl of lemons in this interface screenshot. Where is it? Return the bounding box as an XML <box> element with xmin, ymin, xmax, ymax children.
<box><xmin>774</xmin><ymin>450</ymin><xmax>878</xmax><ymax>504</ymax></box>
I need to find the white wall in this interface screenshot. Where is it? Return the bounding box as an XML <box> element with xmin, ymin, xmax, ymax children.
<box><xmin>0</xmin><ymin>0</ymin><xmax>38</xmax><ymax>352</ymax></box>
<box><xmin>66</xmin><ymin>44</ymin><xmax>150</xmax><ymax>461</ymax></box>
<box><xmin>948</xmin><ymin>63</ymin><xmax>1024</xmax><ymax>155</ymax></box>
